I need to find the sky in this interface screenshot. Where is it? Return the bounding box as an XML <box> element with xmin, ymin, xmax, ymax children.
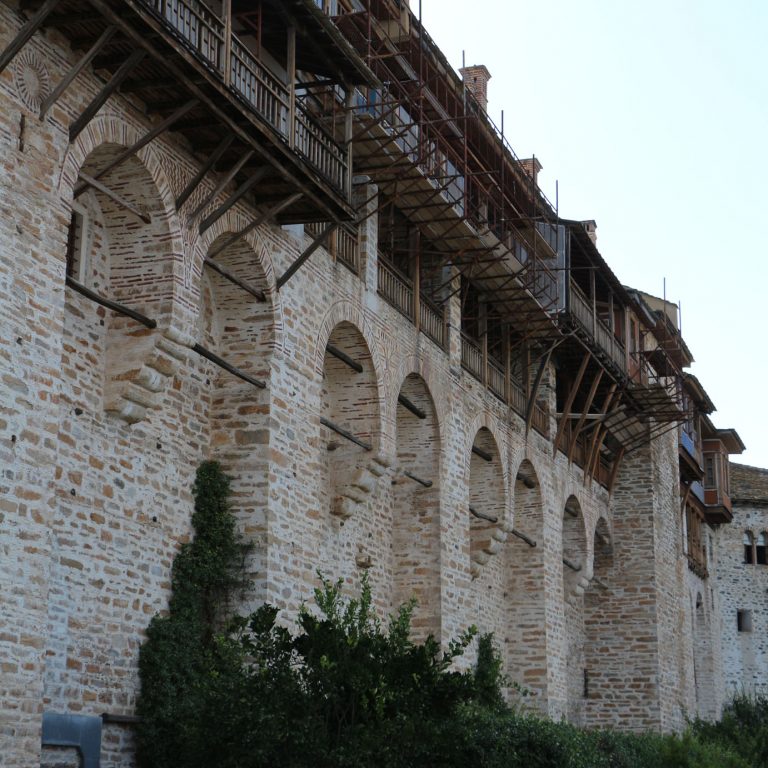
<box><xmin>419</xmin><ymin>0</ymin><xmax>768</xmax><ymax>469</ymax></box>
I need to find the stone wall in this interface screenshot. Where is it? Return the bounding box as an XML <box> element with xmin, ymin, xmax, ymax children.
<box><xmin>0</xmin><ymin>5</ymin><xmax>712</xmax><ymax>764</ymax></box>
<box><xmin>716</xmin><ymin>464</ymin><xmax>768</xmax><ymax>697</ymax></box>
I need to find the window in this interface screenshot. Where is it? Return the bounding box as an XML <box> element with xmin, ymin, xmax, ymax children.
<box><xmin>737</xmin><ymin>610</ymin><xmax>753</xmax><ymax>633</ymax></box>
<box><xmin>744</xmin><ymin>531</ymin><xmax>754</xmax><ymax>564</ymax></box>
<box><xmin>65</xmin><ymin>207</ymin><xmax>90</xmax><ymax>283</ymax></box>
<box><xmin>705</xmin><ymin>455</ymin><xmax>716</xmax><ymax>488</ymax></box>
<box><xmin>757</xmin><ymin>533</ymin><xmax>767</xmax><ymax>565</ymax></box>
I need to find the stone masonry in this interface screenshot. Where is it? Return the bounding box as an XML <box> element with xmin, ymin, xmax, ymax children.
<box><xmin>0</xmin><ymin>2</ymin><xmax>753</xmax><ymax>765</ymax></box>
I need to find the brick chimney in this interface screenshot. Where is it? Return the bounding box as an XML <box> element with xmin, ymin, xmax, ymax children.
<box><xmin>460</xmin><ymin>64</ymin><xmax>491</xmax><ymax>111</ymax></box>
<box><xmin>581</xmin><ymin>219</ymin><xmax>597</xmax><ymax>245</ymax></box>
<box><xmin>520</xmin><ymin>157</ymin><xmax>543</xmax><ymax>186</ymax></box>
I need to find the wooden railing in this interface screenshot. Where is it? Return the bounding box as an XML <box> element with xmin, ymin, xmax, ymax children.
<box><xmin>487</xmin><ymin>357</ymin><xmax>505</xmax><ymax>401</ymax></box>
<box><xmin>378</xmin><ymin>258</ymin><xmax>414</xmax><ymax>319</ymax></box>
<box><xmin>139</xmin><ymin>0</ymin><xmax>347</xmax><ymax>193</ymax></box>
<box><xmin>230</xmin><ymin>37</ymin><xmax>288</xmax><ymax>133</ymax></box>
<box><xmin>509</xmin><ymin>380</ymin><xmax>527</xmax><ymax>418</ymax></box>
<box><xmin>306</xmin><ymin>222</ymin><xmax>360</xmax><ymax>275</ymax></box>
<box><xmin>460</xmin><ymin>332</ymin><xmax>484</xmax><ymax>381</ymax></box>
<box><xmin>568</xmin><ymin>281</ymin><xmax>627</xmax><ymax>374</ymax></box>
<box><xmin>377</xmin><ymin>258</ymin><xmax>447</xmax><ymax>349</ymax></box>
<box><xmin>420</xmin><ymin>298</ymin><xmax>445</xmax><ymax>349</ymax></box>
<box><xmin>531</xmin><ymin>402</ymin><xmax>550</xmax><ymax>438</ymax></box>
<box><xmin>295</xmin><ymin>102</ymin><xmax>346</xmax><ymax>189</ymax></box>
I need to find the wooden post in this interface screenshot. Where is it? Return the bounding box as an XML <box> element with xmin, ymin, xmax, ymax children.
<box><xmin>222</xmin><ymin>0</ymin><xmax>232</xmax><ymax>86</ymax></box>
<box><xmin>345</xmin><ymin>87</ymin><xmax>354</xmax><ymax>196</ymax></box>
<box><xmin>412</xmin><ymin>230</ymin><xmax>421</xmax><ymax>328</ymax></box>
<box><xmin>590</xmin><ymin>266</ymin><xmax>597</xmax><ymax>335</ymax></box>
<box><xmin>287</xmin><ymin>26</ymin><xmax>296</xmax><ymax>150</ymax></box>
<box><xmin>503</xmin><ymin>325</ymin><xmax>511</xmax><ymax>405</ymax></box>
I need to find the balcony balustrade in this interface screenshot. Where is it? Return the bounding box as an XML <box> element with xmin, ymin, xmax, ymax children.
<box><xmin>139</xmin><ymin>0</ymin><xmax>347</xmax><ymax>191</ymax></box>
<box><xmin>568</xmin><ymin>280</ymin><xmax>627</xmax><ymax>375</ymax></box>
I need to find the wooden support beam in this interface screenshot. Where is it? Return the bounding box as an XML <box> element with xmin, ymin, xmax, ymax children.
<box><xmin>222</xmin><ymin>0</ymin><xmax>232</xmax><ymax>87</ymax></box>
<box><xmin>608</xmin><ymin>447</ymin><xmax>626</xmax><ymax>494</ymax></box>
<box><xmin>563</xmin><ymin>556</ymin><xmax>582</xmax><ymax>572</ymax></box>
<box><xmin>77</xmin><ymin>172</ymin><xmax>150</xmax><ymax>224</ymax></box>
<box><xmin>584</xmin><ymin>384</ymin><xmax>618</xmax><ymax>484</ymax></box>
<box><xmin>469</xmin><ymin>506</ymin><xmax>498</xmax><ymax>524</ymax></box>
<box><xmin>276</xmin><ymin>223</ymin><xmax>337</xmax><ymax>290</ymax></box>
<box><xmin>39</xmin><ymin>25</ymin><xmax>116</xmax><ymax>119</ymax></box>
<box><xmin>175</xmin><ymin>134</ymin><xmax>234</xmax><ymax>211</ymax></box>
<box><xmin>526</xmin><ymin>346</ymin><xmax>553</xmax><ymax>434</ymax></box>
<box><xmin>191</xmin><ymin>343</ymin><xmax>265</xmax><ymax>389</ymax></box>
<box><xmin>69</xmin><ymin>49</ymin><xmax>145</xmax><ymax>142</ymax></box>
<box><xmin>553</xmin><ymin>352</ymin><xmax>590</xmax><ymax>457</ymax></box>
<box><xmin>74</xmin><ymin>99</ymin><xmax>198</xmax><ymax>197</ymax></box>
<box><xmin>286</xmin><ymin>25</ymin><xmax>296</xmax><ymax>150</ymax></box>
<box><xmin>568</xmin><ymin>369</ymin><xmax>604</xmax><ymax>464</ymax></box>
<box><xmin>0</xmin><ymin>0</ymin><xmax>60</xmax><ymax>76</ymax></box>
<box><xmin>397</xmin><ymin>394</ymin><xmax>426</xmax><ymax>419</ymax></box>
<box><xmin>320</xmin><ymin>416</ymin><xmax>371</xmax><ymax>451</ymax></box>
<box><xmin>65</xmin><ymin>275</ymin><xmax>156</xmax><ymax>328</ymax></box>
<box><xmin>400</xmin><ymin>470</ymin><xmax>432</xmax><ymax>488</ymax></box>
<box><xmin>207</xmin><ymin>193</ymin><xmax>303</xmax><ymax>260</ymax></box>
<box><xmin>472</xmin><ymin>445</ymin><xmax>493</xmax><ymax>462</ymax></box>
<box><xmin>511</xmin><ymin>528</ymin><xmax>537</xmax><ymax>547</ymax></box>
<box><xmin>189</xmin><ymin>150</ymin><xmax>254</xmax><ymax>220</ymax></box>
<box><xmin>203</xmin><ymin>258</ymin><xmax>266</xmax><ymax>302</ymax></box>
<box><xmin>326</xmin><ymin>344</ymin><xmax>363</xmax><ymax>373</ymax></box>
<box><xmin>198</xmin><ymin>166</ymin><xmax>269</xmax><ymax>234</ymax></box>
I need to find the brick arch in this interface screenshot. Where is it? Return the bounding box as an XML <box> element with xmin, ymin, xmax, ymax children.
<box><xmin>196</xmin><ymin>219</ymin><xmax>283</xmax><ymax>357</ymax></box>
<box><xmin>391</xmin><ymin>371</ymin><xmax>442</xmax><ymax>639</ymax></box>
<box><xmin>463</xmin><ymin>410</ymin><xmax>509</xmax><ymax>496</ymax></box>
<box><xmin>57</xmin><ymin>114</ymin><xmax>186</xmax><ymax>325</ymax></box>
<box><xmin>314</xmin><ymin>301</ymin><xmax>385</xmax><ymax>388</ymax></box>
<box><xmin>466</xmin><ymin>418</ymin><xmax>509</xmax><ymax>579</ymax></box>
<box><xmin>504</xmin><ymin>455</ymin><xmax>548</xmax><ymax>707</ymax></box>
<box><xmin>388</xmin><ymin>353</ymin><xmax>448</xmax><ymax>450</ymax></box>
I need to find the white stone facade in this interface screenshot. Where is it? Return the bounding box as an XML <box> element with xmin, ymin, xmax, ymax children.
<box><xmin>715</xmin><ymin>464</ymin><xmax>768</xmax><ymax>698</ymax></box>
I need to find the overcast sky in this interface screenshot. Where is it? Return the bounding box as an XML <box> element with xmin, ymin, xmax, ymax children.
<box><xmin>419</xmin><ymin>0</ymin><xmax>768</xmax><ymax>469</ymax></box>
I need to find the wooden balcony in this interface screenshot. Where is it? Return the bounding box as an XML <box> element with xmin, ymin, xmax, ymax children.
<box><xmin>460</xmin><ymin>333</ymin><xmax>549</xmax><ymax>438</ymax></box>
<box><xmin>567</xmin><ymin>280</ymin><xmax>627</xmax><ymax>375</ymax></box>
<box><xmin>306</xmin><ymin>222</ymin><xmax>361</xmax><ymax>274</ymax></box>
<box><xmin>141</xmin><ymin>0</ymin><xmax>347</xmax><ymax>190</ymax></box>
<box><xmin>377</xmin><ymin>258</ymin><xmax>447</xmax><ymax>349</ymax></box>
<box><xmin>17</xmin><ymin>0</ymin><xmax>365</xmax><ymax>223</ymax></box>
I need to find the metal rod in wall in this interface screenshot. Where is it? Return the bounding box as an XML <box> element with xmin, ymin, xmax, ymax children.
<box><xmin>320</xmin><ymin>416</ymin><xmax>372</xmax><ymax>451</ymax></box>
<box><xmin>397</xmin><ymin>394</ymin><xmax>426</xmax><ymax>419</ymax></box>
<box><xmin>471</xmin><ymin>445</ymin><xmax>493</xmax><ymax>462</ymax></box>
<box><xmin>191</xmin><ymin>344</ymin><xmax>266</xmax><ymax>389</ymax></box>
<box><xmin>65</xmin><ymin>276</ymin><xmax>157</xmax><ymax>329</ymax></box>
<box><xmin>326</xmin><ymin>344</ymin><xmax>363</xmax><ymax>372</ymax></box>
<box><xmin>469</xmin><ymin>505</ymin><xmax>498</xmax><ymax>524</ymax></box>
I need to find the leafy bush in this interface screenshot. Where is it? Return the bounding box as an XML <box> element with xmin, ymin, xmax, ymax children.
<box><xmin>136</xmin><ymin>461</ymin><xmax>759</xmax><ymax>768</ymax></box>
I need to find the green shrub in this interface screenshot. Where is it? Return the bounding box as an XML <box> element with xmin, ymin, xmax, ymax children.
<box><xmin>136</xmin><ymin>464</ymin><xmax>761</xmax><ymax>768</ymax></box>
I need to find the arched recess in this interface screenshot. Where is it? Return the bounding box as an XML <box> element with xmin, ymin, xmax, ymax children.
<box><xmin>60</xmin><ymin>142</ymin><xmax>177</xmax><ymax>421</ymax></box>
<box><xmin>320</xmin><ymin>322</ymin><xmax>381</xmax><ymax>520</ymax></box>
<box><xmin>196</xmin><ymin>232</ymin><xmax>274</xmax><ymax>608</ymax></box>
<box><xmin>562</xmin><ymin>495</ymin><xmax>589</xmax><ymax>726</ymax></box>
<box><xmin>504</xmin><ymin>459</ymin><xmax>547</xmax><ymax>705</ymax></box>
<box><xmin>583</xmin><ymin>517</ymin><xmax>614</xmax><ymax>722</ymax></box>
<box><xmin>391</xmin><ymin>373</ymin><xmax>441</xmax><ymax>638</ymax></box>
<box><xmin>693</xmin><ymin>591</ymin><xmax>716</xmax><ymax>720</ymax></box>
<box><xmin>48</xmin><ymin>140</ymin><xmax>179</xmax><ymax>713</ymax></box>
<box><xmin>468</xmin><ymin>427</ymin><xmax>506</xmax><ymax>578</ymax></box>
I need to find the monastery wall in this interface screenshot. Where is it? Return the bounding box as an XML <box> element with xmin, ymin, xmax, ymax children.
<box><xmin>716</xmin><ymin>464</ymin><xmax>768</xmax><ymax>698</ymax></box>
<box><xmin>0</xmin><ymin>7</ymin><xmax>707</xmax><ymax>765</ymax></box>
